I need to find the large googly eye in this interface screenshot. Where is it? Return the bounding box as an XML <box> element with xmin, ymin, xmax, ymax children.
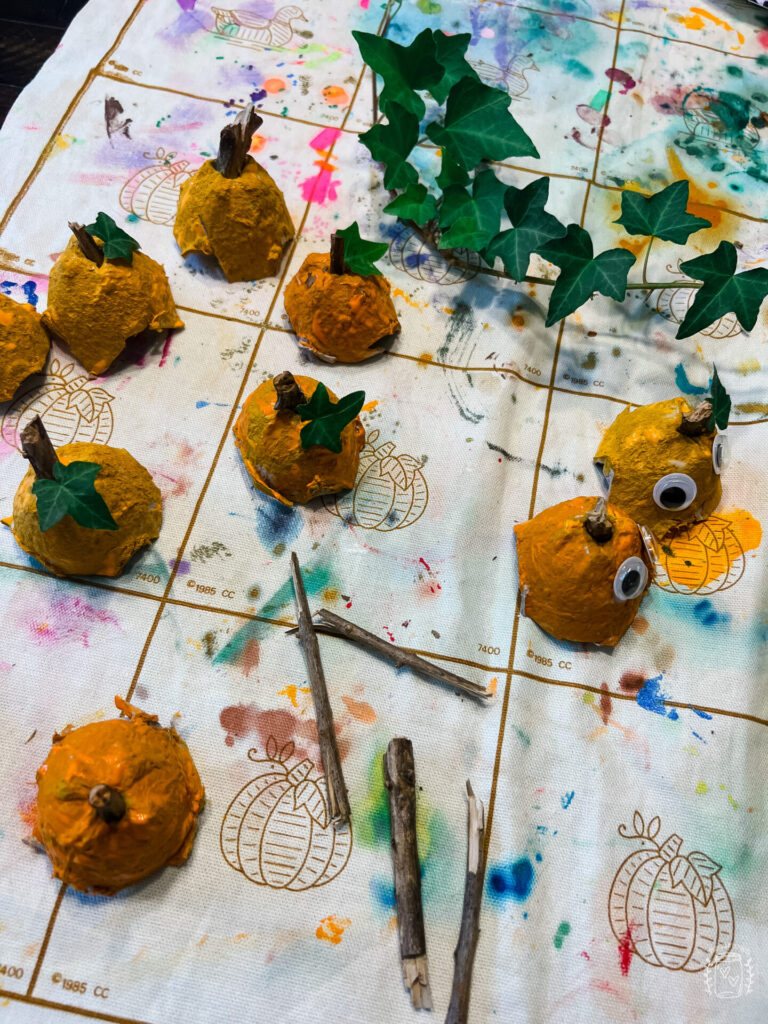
<box><xmin>652</xmin><ymin>473</ymin><xmax>697</xmax><ymax>511</ymax></box>
<box><xmin>593</xmin><ymin>459</ymin><xmax>614</xmax><ymax>497</ymax></box>
<box><xmin>712</xmin><ymin>434</ymin><xmax>728</xmax><ymax>476</ymax></box>
<box><xmin>613</xmin><ymin>556</ymin><xmax>648</xmax><ymax>601</ymax></box>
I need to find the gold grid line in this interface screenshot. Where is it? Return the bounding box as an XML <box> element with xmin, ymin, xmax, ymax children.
<box><xmin>0</xmin><ymin>988</ymin><xmax>149</xmax><ymax>1024</ymax></box>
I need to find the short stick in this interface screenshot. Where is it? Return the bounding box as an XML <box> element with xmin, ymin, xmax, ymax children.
<box><xmin>88</xmin><ymin>784</ymin><xmax>126</xmax><ymax>825</ymax></box>
<box><xmin>330</xmin><ymin>233</ymin><xmax>346</xmax><ymax>274</ymax></box>
<box><xmin>20</xmin><ymin>416</ymin><xmax>59</xmax><ymax>480</ymax></box>
<box><xmin>68</xmin><ymin>222</ymin><xmax>103</xmax><ymax>266</ymax></box>
<box><xmin>216</xmin><ymin>103</ymin><xmax>264</xmax><ymax>179</ymax></box>
<box><xmin>273</xmin><ymin>371</ymin><xmax>306</xmax><ymax>411</ymax></box>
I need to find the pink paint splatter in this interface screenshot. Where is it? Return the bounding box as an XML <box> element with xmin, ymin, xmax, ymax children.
<box><xmin>360</xmin><ymin>0</ymin><xmax>370</xmax><ymax>9</ymax></box>
<box><xmin>299</xmin><ymin>166</ymin><xmax>341</xmax><ymax>204</ymax></box>
<box><xmin>605</xmin><ymin>67</ymin><xmax>636</xmax><ymax>94</ymax></box>
<box><xmin>618</xmin><ymin>926</ymin><xmax>634</xmax><ymax>976</ymax></box>
<box><xmin>759</xmin><ymin>29</ymin><xmax>768</xmax><ymax>49</ymax></box>
<box><xmin>21</xmin><ymin>597</ymin><xmax>119</xmax><ymax>649</ymax></box>
<box><xmin>310</xmin><ymin>127</ymin><xmax>342</xmax><ymax>152</ymax></box>
<box><xmin>383</xmin><ymin>627</ymin><xmax>396</xmax><ymax>643</ymax></box>
<box><xmin>159</xmin><ymin>331</ymin><xmax>174</xmax><ymax>368</ymax></box>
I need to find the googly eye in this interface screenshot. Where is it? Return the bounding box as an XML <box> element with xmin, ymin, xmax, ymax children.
<box><xmin>652</xmin><ymin>473</ymin><xmax>697</xmax><ymax>511</ymax></box>
<box><xmin>593</xmin><ymin>459</ymin><xmax>614</xmax><ymax>497</ymax></box>
<box><xmin>712</xmin><ymin>434</ymin><xmax>728</xmax><ymax>476</ymax></box>
<box><xmin>613</xmin><ymin>556</ymin><xmax>648</xmax><ymax>601</ymax></box>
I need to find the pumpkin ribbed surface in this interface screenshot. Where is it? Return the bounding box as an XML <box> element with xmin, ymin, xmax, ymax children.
<box><xmin>0</xmin><ymin>295</ymin><xmax>50</xmax><ymax>401</ymax></box>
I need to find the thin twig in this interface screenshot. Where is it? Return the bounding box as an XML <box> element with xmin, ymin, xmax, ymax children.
<box><xmin>285</xmin><ymin>609</ymin><xmax>494</xmax><ymax>701</ymax></box>
<box><xmin>384</xmin><ymin>738</ymin><xmax>432</xmax><ymax>1011</ymax></box>
<box><xmin>20</xmin><ymin>416</ymin><xmax>59</xmax><ymax>480</ymax></box>
<box><xmin>289</xmin><ymin>554</ymin><xmax>350</xmax><ymax>828</ymax></box>
<box><xmin>330</xmin><ymin>233</ymin><xmax>346</xmax><ymax>274</ymax></box>
<box><xmin>445</xmin><ymin>782</ymin><xmax>486</xmax><ymax>1024</ymax></box>
<box><xmin>68</xmin><ymin>222</ymin><xmax>103</xmax><ymax>266</ymax></box>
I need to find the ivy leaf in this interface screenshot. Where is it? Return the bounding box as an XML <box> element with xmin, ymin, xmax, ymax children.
<box><xmin>708</xmin><ymin>365</ymin><xmax>731</xmax><ymax>431</ymax></box>
<box><xmin>538</xmin><ymin>224</ymin><xmax>636</xmax><ymax>327</ymax></box>
<box><xmin>352</xmin><ymin>29</ymin><xmax>442</xmax><ymax>120</ymax></box>
<box><xmin>32</xmin><ymin>461</ymin><xmax>119</xmax><ymax>532</ymax></box>
<box><xmin>677</xmin><ymin>241</ymin><xmax>768</xmax><ymax>339</ymax></box>
<box><xmin>383</xmin><ymin>183</ymin><xmax>438</xmax><ymax>225</ymax></box>
<box><xmin>297</xmin><ymin>383</ymin><xmax>366</xmax><ymax>453</ymax></box>
<box><xmin>437</xmin><ymin>184</ymin><xmax>472</xmax><ymax>231</ymax></box>
<box><xmin>484</xmin><ymin>177</ymin><xmax>567</xmax><ymax>280</ymax></box>
<box><xmin>84</xmin><ymin>212</ymin><xmax>140</xmax><ymax>263</ymax></box>
<box><xmin>615</xmin><ymin>181</ymin><xmax>712</xmax><ymax>244</ymax></box>
<box><xmin>358</xmin><ymin>105</ymin><xmax>419</xmax><ymax>190</ymax></box>
<box><xmin>439</xmin><ymin>167</ymin><xmax>508</xmax><ymax>251</ymax></box>
<box><xmin>335</xmin><ymin>222</ymin><xmax>388</xmax><ymax>276</ymax></box>
<box><xmin>429</xmin><ymin>31</ymin><xmax>480</xmax><ymax>105</ymax></box>
<box><xmin>425</xmin><ymin>78</ymin><xmax>539</xmax><ymax>170</ymax></box>
<box><xmin>435</xmin><ymin>150</ymin><xmax>470</xmax><ymax>189</ymax></box>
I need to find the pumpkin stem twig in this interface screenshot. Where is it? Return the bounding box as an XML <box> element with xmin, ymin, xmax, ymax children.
<box><xmin>216</xmin><ymin>103</ymin><xmax>263</xmax><ymax>179</ymax></box>
<box><xmin>69</xmin><ymin>222</ymin><xmax>104</xmax><ymax>266</ymax></box>
<box><xmin>678</xmin><ymin>400</ymin><xmax>713</xmax><ymax>437</ymax></box>
<box><xmin>329</xmin><ymin>232</ymin><xmax>346</xmax><ymax>275</ymax></box>
<box><xmin>584</xmin><ymin>498</ymin><xmax>613</xmax><ymax>543</ymax></box>
<box><xmin>445</xmin><ymin>781</ymin><xmax>486</xmax><ymax>1024</ymax></box>
<box><xmin>284</xmin><ymin>609</ymin><xmax>493</xmax><ymax>701</ymax></box>
<box><xmin>289</xmin><ymin>553</ymin><xmax>351</xmax><ymax>828</ymax></box>
<box><xmin>384</xmin><ymin>737</ymin><xmax>432</xmax><ymax>1011</ymax></box>
<box><xmin>273</xmin><ymin>371</ymin><xmax>307</xmax><ymax>412</ymax></box>
<box><xmin>89</xmin><ymin>784</ymin><xmax>126</xmax><ymax>825</ymax></box>
<box><xmin>20</xmin><ymin>416</ymin><xmax>60</xmax><ymax>480</ymax></box>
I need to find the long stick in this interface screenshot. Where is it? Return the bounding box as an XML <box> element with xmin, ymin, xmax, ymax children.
<box><xmin>288</xmin><ymin>609</ymin><xmax>493</xmax><ymax>701</ymax></box>
<box><xmin>384</xmin><ymin>738</ymin><xmax>432</xmax><ymax>1011</ymax></box>
<box><xmin>289</xmin><ymin>553</ymin><xmax>350</xmax><ymax>828</ymax></box>
<box><xmin>445</xmin><ymin>782</ymin><xmax>486</xmax><ymax>1024</ymax></box>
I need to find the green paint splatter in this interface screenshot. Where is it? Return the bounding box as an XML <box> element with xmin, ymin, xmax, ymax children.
<box><xmin>554</xmin><ymin>921</ymin><xmax>571</xmax><ymax>949</ymax></box>
<box><xmin>417</xmin><ymin>0</ymin><xmax>442</xmax><ymax>11</ymax></box>
<box><xmin>512</xmin><ymin>725</ymin><xmax>531</xmax><ymax>747</ymax></box>
<box><xmin>726</xmin><ymin>66</ymin><xmax>743</xmax><ymax>78</ymax></box>
<box><xmin>581</xmin><ymin>351</ymin><xmax>597</xmax><ymax>371</ymax></box>
<box><xmin>757</xmin><ymin>55</ymin><xmax>768</xmax><ymax>68</ymax></box>
<box><xmin>589</xmin><ymin>89</ymin><xmax>610</xmax><ymax>111</ymax></box>
<box><xmin>695</xmin><ymin>780</ymin><xmax>708</xmax><ymax>795</ymax></box>
<box><xmin>565</xmin><ymin>59</ymin><xmax>592</xmax><ymax>79</ymax></box>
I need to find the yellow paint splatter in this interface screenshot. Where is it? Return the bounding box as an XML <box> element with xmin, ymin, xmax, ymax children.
<box><xmin>736</xmin><ymin>358</ymin><xmax>760</xmax><ymax>376</ymax></box>
<box><xmin>392</xmin><ymin>287</ymin><xmax>426</xmax><ymax>310</ymax></box>
<box><xmin>603</xmin><ymin>9</ymin><xmax>621</xmax><ymax>22</ymax></box>
<box><xmin>316</xmin><ymin>915</ymin><xmax>351</xmax><ymax>944</ymax></box>
<box><xmin>673</xmin><ymin>7</ymin><xmax>745</xmax><ymax>47</ymax></box>
<box><xmin>278</xmin><ymin>684</ymin><xmax>310</xmax><ymax>708</ymax></box>
<box><xmin>54</xmin><ymin>134</ymin><xmax>76</xmax><ymax>150</ymax></box>
<box><xmin>418</xmin><ymin>351</ymin><xmax>434</xmax><ymax>365</ymax></box>
<box><xmin>728</xmin><ymin>794</ymin><xmax>739</xmax><ymax>810</ymax></box>
<box><xmin>582</xmin><ymin>691</ymin><xmax>595</xmax><ymax>705</ymax></box>
<box><xmin>695</xmin><ymin>780</ymin><xmax>708</xmax><ymax>795</ymax></box>
<box><xmin>736</xmin><ymin>402</ymin><xmax>768</xmax><ymax>415</ymax></box>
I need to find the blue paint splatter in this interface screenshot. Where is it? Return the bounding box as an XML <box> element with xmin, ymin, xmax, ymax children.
<box><xmin>0</xmin><ymin>280</ymin><xmax>15</xmax><ymax>296</ymax></box>
<box><xmin>21</xmin><ymin>281</ymin><xmax>38</xmax><ymax>306</ymax></box>
<box><xmin>255</xmin><ymin>498</ymin><xmax>302</xmax><ymax>550</ymax></box>
<box><xmin>689</xmin><ymin>706</ymin><xmax>713</xmax><ymax>720</ymax></box>
<box><xmin>675</xmin><ymin>363</ymin><xmax>709</xmax><ymax>396</ymax></box>
<box><xmin>487</xmin><ymin>857</ymin><xmax>535</xmax><ymax>902</ymax></box>
<box><xmin>250</xmin><ymin>88</ymin><xmax>268</xmax><ymax>103</ymax></box>
<box><xmin>535</xmin><ymin>852</ymin><xmax>542</xmax><ymax>862</ymax></box>
<box><xmin>370</xmin><ymin>877</ymin><xmax>396</xmax><ymax>909</ymax></box>
<box><xmin>195</xmin><ymin>400</ymin><xmax>228</xmax><ymax>409</ymax></box>
<box><xmin>693</xmin><ymin>599</ymin><xmax>730</xmax><ymax>628</ymax></box>
<box><xmin>692</xmin><ymin>731</ymin><xmax>707</xmax><ymax>743</ymax></box>
<box><xmin>636</xmin><ymin>675</ymin><xmax>679</xmax><ymax>720</ymax></box>
<box><xmin>561</xmin><ymin>791</ymin><xmax>574</xmax><ymax>809</ymax></box>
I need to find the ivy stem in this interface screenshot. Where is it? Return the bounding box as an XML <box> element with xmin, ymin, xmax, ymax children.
<box><xmin>642</xmin><ymin>237</ymin><xmax>653</xmax><ymax>285</ymax></box>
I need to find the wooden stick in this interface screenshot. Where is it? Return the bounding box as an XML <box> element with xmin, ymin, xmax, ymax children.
<box><xmin>445</xmin><ymin>781</ymin><xmax>486</xmax><ymax>1024</ymax></box>
<box><xmin>216</xmin><ymin>103</ymin><xmax>264</xmax><ymax>178</ymax></box>
<box><xmin>330</xmin><ymin>232</ymin><xmax>346</xmax><ymax>274</ymax></box>
<box><xmin>20</xmin><ymin>416</ymin><xmax>59</xmax><ymax>480</ymax></box>
<box><xmin>584</xmin><ymin>497</ymin><xmax>613</xmax><ymax>543</ymax></box>
<box><xmin>384</xmin><ymin>738</ymin><xmax>432</xmax><ymax>1010</ymax></box>
<box><xmin>679</xmin><ymin>400</ymin><xmax>713</xmax><ymax>436</ymax></box>
<box><xmin>68</xmin><ymin>222</ymin><xmax>103</xmax><ymax>266</ymax></box>
<box><xmin>286</xmin><ymin>609</ymin><xmax>493</xmax><ymax>701</ymax></box>
<box><xmin>89</xmin><ymin>784</ymin><xmax>126</xmax><ymax>825</ymax></box>
<box><xmin>273</xmin><ymin>371</ymin><xmax>306</xmax><ymax>412</ymax></box>
<box><xmin>289</xmin><ymin>553</ymin><xmax>351</xmax><ymax>828</ymax></box>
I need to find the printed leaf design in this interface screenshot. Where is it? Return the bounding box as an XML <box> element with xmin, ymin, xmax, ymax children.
<box><xmin>32</xmin><ymin>461</ymin><xmax>119</xmax><ymax>532</ymax></box>
<box><xmin>708</xmin><ymin>365</ymin><xmax>731</xmax><ymax>431</ymax></box>
<box><xmin>439</xmin><ymin>167</ymin><xmax>508</xmax><ymax>251</ymax></box>
<box><xmin>688</xmin><ymin>850</ymin><xmax>722</xmax><ymax>877</ymax></box>
<box><xmin>647</xmin><ymin>815</ymin><xmax>661</xmax><ymax>839</ymax></box>
<box><xmin>84</xmin><ymin>211</ymin><xmax>140</xmax><ymax>263</ymax></box>
<box><xmin>383</xmin><ymin>183</ymin><xmax>438</xmax><ymax>225</ymax></box>
<box><xmin>335</xmin><ymin>222</ymin><xmax>389</xmax><ymax>277</ymax></box>
<box><xmin>678</xmin><ymin>241</ymin><xmax>768</xmax><ymax>339</ymax></box>
<box><xmin>484</xmin><ymin>177</ymin><xmax>567</xmax><ymax>280</ymax></box>
<box><xmin>538</xmin><ymin>224</ymin><xmax>636</xmax><ymax>327</ymax></box>
<box><xmin>352</xmin><ymin>29</ymin><xmax>442</xmax><ymax>120</ymax></box>
<box><xmin>425</xmin><ymin>79</ymin><xmax>539</xmax><ymax>170</ymax></box>
<box><xmin>429</xmin><ymin>31</ymin><xmax>480</xmax><ymax>105</ymax></box>
<box><xmin>358</xmin><ymin>105</ymin><xmax>419</xmax><ymax>190</ymax></box>
<box><xmin>435</xmin><ymin>150</ymin><xmax>471</xmax><ymax>190</ymax></box>
<box><xmin>615</xmin><ymin>181</ymin><xmax>712</xmax><ymax>244</ymax></box>
<box><xmin>633</xmin><ymin>811</ymin><xmax>644</xmax><ymax>835</ymax></box>
<box><xmin>297</xmin><ymin>382</ymin><xmax>366</xmax><ymax>453</ymax></box>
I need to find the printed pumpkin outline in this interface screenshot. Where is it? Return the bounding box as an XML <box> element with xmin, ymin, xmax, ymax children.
<box><xmin>1</xmin><ymin>360</ymin><xmax>114</xmax><ymax>451</ymax></box>
<box><xmin>209</xmin><ymin>6</ymin><xmax>308</xmax><ymax>50</ymax></box>
<box><xmin>468</xmin><ymin>54</ymin><xmax>539</xmax><ymax>100</ymax></box>
<box><xmin>679</xmin><ymin>87</ymin><xmax>760</xmax><ymax>154</ymax></box>
<box><xmin>119</xmin><ymin>148</ymin><xmax>193</xmax><ymax>226</ymax></box>
<box><xmin>322</xmin><ymin>429</ymin><xmax>428</xmax><ymax>531</ymax></box>
<box><xmin>388</xmin><ymin>225</ymin><xmax>481</xmax><ymax>286</ymax></box>
<box><xmin>650</xmin><ymin>510</ymin><xmax>761</xmax><ymax>595</ymax></box>
<box><xmin>608</xmin><ymin>811</ymin><xmax>734</xmax><ymax>972</ymax></box>
<box><xmin>220</xmin><ymin>736</ymin><xmax>352</xmax><ymax>891</ymax></box>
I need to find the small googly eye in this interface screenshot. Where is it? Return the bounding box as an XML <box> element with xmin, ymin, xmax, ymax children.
<box><xmin>712</xmin><ymin>434</ymin><xmax>728</xmax><ymax>476</ymax></box>
<box><xmin>613</xmin><ymin>556</ymin><xmax>648</xmax><ymax>601</ymax></box>
<box><xmin>593</xmin><ymin>459</ymin><xmax>613</xmax><ymax>497</ymax></box>
<box><xmin>652</xmin><ymin>473</ymin><xmax>697</xmax><ymax>511</ymax></box>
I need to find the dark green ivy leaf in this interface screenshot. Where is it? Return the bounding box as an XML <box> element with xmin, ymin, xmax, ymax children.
<box><xmin>32</xmin><ymin>461</ymin><xmax>119</xmax><ymax>532</ymax></box>
<box><xmin>358</xmin><ymin>104</ymin><xmax>419</xmax><ymax>190</ymax></box>
<box><xmin>352</xmin><ymin>29</ymin><xmax>442</xmax><ymax>120</ymax></box>
<box><xmin>425</xmin><ymin>78</ymin><xmax>539</xmax><ymax>170</ymax></box>
<box><xmin>439</xmin><ymin>167</ymin><xmax>508</xmax><ymax>251</ymax></box>
<box><xmin>297</xmin><ymin>382</ymin><xmax>366</xmax><ymax>453</ymax></box>
<box><xmin>429</xmin><ymin>31</ymin><xmax>480</xmax><ymax>105</ymax></box>
<box><xmin>84</xmin><ymin>212</ymin><xmax>140</xmax><ymax>263</ymax></box>
<box><xmin>334</xmin><ymin>222</ymin><xmax>388</xmax><ymax>277</ymax></box>
<box><xmin>708</xmin><ymin>365</ymin><xmax>731</xmax><ymax>431</ymax></box>
<box><xmin>615</xmin><ymin>181</ymin><xmax>711</xmax><ymax>244</ymax></box>
<box><xmin>538</xmin><ymin>224</ymin><xmax>636</xmax><ymax>327</ymax></box>
<box><xmin>484</xmin><ymin>177</ymin><xmax>566</xmax><ymax>280</ymax></box>
<box><xmin>435</xmin><ymin>149</ymin><xmax>471</xmax><ymax>189</ymax></box>
<box><xmin>383</xmin><ymin>183</ymin><xmax>438</xmax><ymax>225</ymax></box>
<box><xmin>677</xmin><ymin>242</ymin><xmax>768</xmax><ymax>338</ymax></box>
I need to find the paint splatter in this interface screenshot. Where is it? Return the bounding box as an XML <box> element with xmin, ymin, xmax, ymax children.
<box><xmin>316</xmin><ymin>915</ymin><xmax>351</xmax><ymax>944</ymax></box>
<box><xmin>605</xmin><ymin>68</ymin><xmax>635</xmax><ymax>94</ymax></box>
<box><xmin>696</xmin><ymin>780</ymin><xmax>709</xmax><ymax>795</ymax></box>
<box><xmin>561</xmin><ymin>791</ymin><xmax>575</xmax><ymax>810</ymax></box>
<box><xmin>674</xmin><ymin>363</ymin><xmax>709</xmax><ymax>395</ymax></box>
<box><xmin>487</xmin><ymin>857</ymin><xmax>535</xmax><ymax>903</ymax></box>
<box><xmin>553</xmin><ymin>921</ymin><xmax>571</xmax><ymax>949</ymax></box>
<box><xmin>636</xmin><ymin>675</ymin><xmax>679</xmax><ymax>720</ymax></box>
<box><xmin>618</xmin><ymin>926</ymin><xmax>634</xmax><ymax>975</ymax></box>
<box><xmin>692</xmin><ymin>599</ymin><xmax>730</xmax><ymax>628</ymax></box>
<box><xmin>341</xmin><ymin>695</ymin><xmax>377</xmax><ymax>723</ymax></box>
<box><xmin>254</xmin><ymin>499</ymin><xmax>302</xmax><ymax>550</ymax></box>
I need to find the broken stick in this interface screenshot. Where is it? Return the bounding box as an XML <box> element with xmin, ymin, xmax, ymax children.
<box><xmin>289</xmin><ymin>552</ymin><xmax>350</xmax><ymax>828</ymax></box>
<box><xmin>286</xmin><ymin>608</ymin><xmax>493</xmax><ymax>701</ymax></box>
<box><xmin>384</xmin><ymin>737</ymin><xmax>432</xmax><ymax>1011</ymax></box>
<box><xmin>445</xmin><ymin>782</ymin><xmax>486</xmax><ymax>1024</ymax></box>
<box><xmin>216</xmin><ymin>103</ymin><xmax>264</xmax><ymax>178</ymax></box>
<box><xmin>20</xmin><ymin>416</ymin><xmax>59</xmax><ymax>480</ymax></box>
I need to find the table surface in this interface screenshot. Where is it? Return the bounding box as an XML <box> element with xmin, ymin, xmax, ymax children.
<box><xmin>0</xmin><ymin>1</ymin><xmax>767</xmax><ymax>1022</ymax></box>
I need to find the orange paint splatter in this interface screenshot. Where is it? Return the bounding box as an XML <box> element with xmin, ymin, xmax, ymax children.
<box><xmin>322</xmin><ymin>85</ymin><xmax>350</xmax><ymax>106</ymax></box>
<box><xmin>417</xmin><ymin>351</ymin><xmax>434</xmax><ymax>365</ymax></box>
<box><xmin>511</xmin><ymin>314</ymin><xmax>525</xmax><ymax>330</ymax></box>
<box><xmin>278</xmin><ymin>684</ymin><xmax>311</xmax><ymax>708</ymax></box>
<box><xmin>630</xmin><ymin>616</ymin><xmax>649</xmax><ymax>635</ymax></box>
<box><xmin>673</xmin><ymin>7</ymin><xmax>745</xmax><ymax>47</ymax></box>
<box><xmin>489</xmin><ymin>677</ymin><xmax>498</xmax><ymax>696</ymax></box>
<box><xmin>666</xmin><ymin>148</ymin><xmax>725</xmax><ymax>227</ymax></box>
<box><xmin>342</xmin><ymin>695</ymin><xmax>377</xmax><ymax>723</ymax></box>
<box><xmin>316</xmin><ymin>915</ymin><xmax>351</xmax><ymax>944</ymax></box>
<box><xmin>249</xmin><ymin>134</ymin><xmax>267</xmax><ymax>153</ymax></box>
<box><xmin>657</xmin><ymin>510</ymin><xmax>762</xmax><ymax>591</ymax></box>
<box><xmin>392</xmin><ymin>287</ymin><xmax>426</xmax><ymax>310</ymax></box>
<box><xmin>362</xmin><ymin>399</ymin><xmax>379</xmax><ymax>412</ymax></box>
<box><xmin>263</xmin><ymin>78</ymin><xmax>287</xmax><ymax>94</ymax></box>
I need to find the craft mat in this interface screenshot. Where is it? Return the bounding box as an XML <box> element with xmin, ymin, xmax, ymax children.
<box><xmin>0</xmin><ymin>0</ymin><xmax>767</xmax><ymax>1021</ymax></box>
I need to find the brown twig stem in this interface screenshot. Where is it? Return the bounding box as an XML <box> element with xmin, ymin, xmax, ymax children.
<box><xmin>329</xmin><ymin>233</ymin><xmax>346</xmax><ymax>274</ymax></box>
<box><xmin>584</xmin><ymin>497</ymin><xmax>613</xmax><ymax>543</ymax></box>
<box><xmin>384</xmin><ymin>738</ymin><xmax>432</xmax><ymax>1011</ymax></box>
<box><xmin>68</xmin><ymin>222</ymin><xmax>103</xmax><ymax>266</ymax></box>
<box><xmin>88</xmin><ymin>785</ymin><xmax>126</xmax><ymax>825</ymax></box>
<box><xmin>678</xmin><ymin>400</ymin><xmax>713</xmax><ymax>436</ymax></box>
<box><xmin>273</xmin><ymin>371</ymin><xmax>306</xmax><ymax>412</ymax></box>
<box><xmin>216</xmin><ymin>103</ymin><xmax>263</xmax><ymax>178</ymax></box>
<box><xmin>20</xmin><ymin>416</ymin><xmax>59</xmax><ymax>480</ymax></box>
<box><xmin>289</xmin><ymin>553</ymin><xmax>350</xmax><ymax>828</ymax></box>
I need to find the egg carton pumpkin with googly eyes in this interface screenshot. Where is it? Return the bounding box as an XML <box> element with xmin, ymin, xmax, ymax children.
<box><xmin>593</xmin><ymin>397</ymin><xmax>726</xmax><ymax>540</ymax></box>
<box><xmin>514</xmin><ymin>495</ymin><xmax>653</xmax><ymax>647</ymax></box>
